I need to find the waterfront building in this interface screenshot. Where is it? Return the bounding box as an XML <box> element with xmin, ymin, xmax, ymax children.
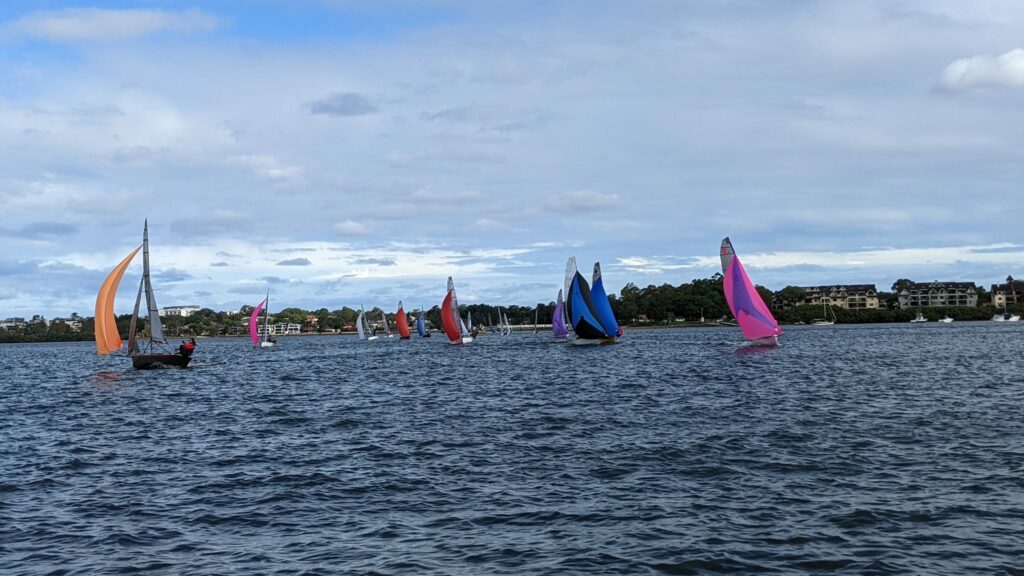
<box><xmin>159</xmin><ymin>305</ymin><xmax>202</xmax><ymax>317</ymax></box>
<box><xmin>897</xmin><ymin>281</ymin><xmax>978</xmax><ymax>309</ymax></box>
<box><xmin>991</xmin><ymin>279</ymin><xmax>1024</xmax><ymax>308</ymax></box>
<box><xmin>775</xmin><ymin>285</ymin><xmax>880</xmax><ymax>310</ymax></box>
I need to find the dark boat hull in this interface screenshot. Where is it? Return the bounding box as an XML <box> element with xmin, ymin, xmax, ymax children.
<box><xmin>132</xmin><ymin>354</ymin><xmax>192</xmax><ymax>369</ymax></box>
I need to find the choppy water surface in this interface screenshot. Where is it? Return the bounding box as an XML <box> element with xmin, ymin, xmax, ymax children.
<box><xmin>2</xmin><ymin>323</ymin><xmax>1022</xmax><ymax>574</ymax></box>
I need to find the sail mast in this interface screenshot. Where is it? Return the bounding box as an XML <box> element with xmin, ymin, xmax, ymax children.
<box><xmin>263</xmin><ymin>289</ymin><xmax>270</xmax><ymax>344</ymax></box>
<box><xmin>142</xmin><ymin>220</ymin><xmax>165</xmax><ymax>344</ymax></box>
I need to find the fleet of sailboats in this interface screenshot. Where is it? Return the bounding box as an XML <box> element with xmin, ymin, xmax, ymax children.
<box><xmin>97</xmin><ymin>225</ymin><xmax>1024</xmax><ymax>370</ymax></box>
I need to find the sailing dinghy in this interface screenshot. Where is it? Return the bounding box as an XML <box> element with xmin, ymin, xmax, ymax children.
<box><xmin>396</xmin><ymin>301</ymin><xmax>411</xmax><ymax>339</ymax></box>
<box><xmin>720</xmin><ymin>237</ymin><xmax>783</xmax><ymax>347</ymax></box>
<box><xmin>442</xmin><ymin>276</ymin><xmax>474</xmax><ymax>345</ymax></box>
<box><xmin>565</xmin><ymin>257</ymin><xmax>618</xmax><ymax>345</ymax></box>
<box><xmin>95</xmin><ymin>221</ymin><xmax>191</xmax><ymax>369</ymax></box>
<box><xmin>357</xmin><ymin>306</ymin><xmax>378</xmax><ymax>341</ymax></box>
<box><xmin>249</xmin><ymin>290</ymin><xmax>276</xmax><ymax>348</ymax></box>
<box><xmin>416</xmin><ymin>308</ymin><xmax>431</xmax><ymax>337</ymax></box>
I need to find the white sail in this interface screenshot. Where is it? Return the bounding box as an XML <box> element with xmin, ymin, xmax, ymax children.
<box><xmin>357</xmin><ymin>308</ymin><xmax>367</xmax><ymax>339</ymax></box>
<box><xmin>142</xmin><ymin>221</ymin><xmax>165</xmax><ymax>342</ymax></box>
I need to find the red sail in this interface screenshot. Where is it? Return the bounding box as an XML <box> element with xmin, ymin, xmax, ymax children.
<box><xmin>396</xmin><ymin>303</ymin><xmax>411</xmax><ymax>338</ymax></box>
<box><xmin>441</xmin><ymin>290</ymin><xmax>461</xmax><ymax>342</ymax></box>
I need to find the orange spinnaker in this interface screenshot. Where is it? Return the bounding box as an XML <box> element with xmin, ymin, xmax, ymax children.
<box><xmin>94</xmin><ymin>245</ymin><xmax>141</xmax><ymax>356</ymax></box>
<box><xmin>396</xmin><ymin>306</ymin><xmax>411</xmax><ymax>338</ymax></box>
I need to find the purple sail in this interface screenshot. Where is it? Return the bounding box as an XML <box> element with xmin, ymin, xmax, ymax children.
<box><xmin>552</xmin><ymin>289</ymin><xmax>569</xmax><ymax>338</ymax></box>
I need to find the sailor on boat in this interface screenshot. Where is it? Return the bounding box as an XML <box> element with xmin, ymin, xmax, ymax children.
<box><xmin>178</xmin><ymin>337</ymin><xmax>196</xmax><ymax>358</ymax></box>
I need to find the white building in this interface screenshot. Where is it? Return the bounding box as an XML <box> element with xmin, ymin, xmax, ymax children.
<box><xmin>159</xmin><ymin>305</ymin><xmax>202</xmax><ymax>317</ymax></box>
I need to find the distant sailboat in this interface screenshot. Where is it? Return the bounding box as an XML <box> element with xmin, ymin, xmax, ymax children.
<box><xmin>442</xmin><ymin>276</ymin><xmax>474</xmax><ymax>345</ymax></box>
<box><xmin>811</xmin><ymin>294</ymin><xmax>837</xmax><ymax>326</ymax></box>
<box><xmin>552</xmin><ymin>288</ymin><xmax>569</xmax><ymax>339</ymax></box>
<box><xmin>380</xmin><ymin>310</ymin><xmax>393</xmax><ymax>338</ymax></box>
<box><xmin>416</xmin><ymin>308</ymin><xmax>430</xmax><ymax>337</ymax></box>
<box><xmin>910</xmin><ymin>311</ymin><xmax>928</xmax><ymax>323</ymax></box>
<box><xmin>249</xmin><ymin>290</ymin><xmax>277</xmax><ymax>348</ymax></box>
<box><xmin>720</xmin><ymin>237</ymin><xmax>783</xmax><ymax>347</ymax></box>
<box><xmin>95</xmin><ymin>221</ymin><xmax>191</xmax><ymax>369</ymax></box>
<box><xmin>565</xmin><ymin>257</ymin><xmax>618</xmax><ymax>345</ymax></box>
<box><xmin>357</xmin><ymin>306</ymin><xmax>378</xmax><ymax>341</ymax></box>
<box><xmin>396</xmin><ymin>301</ymin><xmax>411</xmax><ymax>339</ymax></box>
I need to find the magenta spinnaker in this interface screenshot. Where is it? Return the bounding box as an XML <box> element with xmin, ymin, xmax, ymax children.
<box><xmin>721</xmin><ymin>237</ymin><xmax>783</xmax><ymax>342</ymax></box>
<box><xmin>249</xmin><ymin>298</ymin><xmax>267</xmax><ymax>346</ymax></box>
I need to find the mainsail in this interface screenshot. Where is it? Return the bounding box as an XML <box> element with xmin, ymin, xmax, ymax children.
<box><xmin>416</xmin><ymin>309</ymin><xmax>427</xmax><ymax>337</ymax></box>
<box><xmin>720</xmin><ymin>237</ymin><xmax>783</xmax><ymax>343</ymax></box>
<box><xmin>141</xmin><ymin>222</ymin><xmax>165</xmax><ymax>343</ymax></box>
<box><xmin>396</xmin><ymin>301</ymin><xmax>411</xmax><ymax>338</ymax></box>
<box><xmin>249</xmin><ymin>297</ymin><xmax>268</xmax><ymax>346</ymax></box>
<box><xmin>590</xmin><ymin>262</ymin><xmax>620</xmax><ymax>337</ymax></box>
<box><xmin>357</xmin><ymin>307</ymin><xmax>367</xmax><ymax>339</ymax></box>
<box><xmin>95</xmin><ymin>245</ymin><xmax>142</xmax><ymax>356</ymax></box>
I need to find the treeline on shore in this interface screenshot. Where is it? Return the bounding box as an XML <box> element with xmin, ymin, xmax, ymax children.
<box><xmin>2</xmin><ymin>273</ymin><xmax>1019</xmax><ymax>343</ymax></box>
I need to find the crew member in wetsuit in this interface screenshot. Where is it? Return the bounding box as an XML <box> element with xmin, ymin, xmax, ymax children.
<box><xmin>178</xmin><ymin>337</ymin><xmax>196</xmax><ymax>357</ymax></box>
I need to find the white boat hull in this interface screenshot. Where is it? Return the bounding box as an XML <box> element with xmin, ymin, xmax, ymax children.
<box><xmin>259</xmin><ymin>341</ymin><xmax>276</xmax><ymax>348</ymax></box>
<box><xmin>748</xmin><ymin>335</ymin><xmax>779</xmax><ymax>347</ymax></box>
<box><xmin>811</xmin><ymin>321</ymin><xmax>834</xmax><ymax>326</ymax></box>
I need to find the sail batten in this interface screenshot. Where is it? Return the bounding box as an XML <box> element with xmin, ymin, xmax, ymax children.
<box><xmin>720</xmin><ymin>237</ymin><xmax>783</xmax><ymax>343</ymax></box>
<box><xmin>94</xmin><ymin>245</ymin><xmax>142</xmax><ymax>356</ymax></box>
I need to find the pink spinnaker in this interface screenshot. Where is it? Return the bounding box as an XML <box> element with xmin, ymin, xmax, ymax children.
<box><xmin>721</xmin><ymin>237</ymin><xmax>782</xmax><ymax>343</ymax></box>
<box><xmin>249</xmin><ymin>298</ymin><xmax>267</xmax><ymax>346</ymax></box>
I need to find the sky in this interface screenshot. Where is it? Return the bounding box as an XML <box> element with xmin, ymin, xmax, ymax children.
<box><xmin>1</xmin><ymin>0</ymin><xmax>1023</xmax><ymax>318</ymax></box>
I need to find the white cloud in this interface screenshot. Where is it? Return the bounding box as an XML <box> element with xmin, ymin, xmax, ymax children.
<box><xmin>542</xmin><ymin>190</ymin><xmax>622</xmax><ymax>212</ymax></box>
<box><xmin>333</xmin><ymin>220</ymin><xmax>372</xmax><ymax>236</ymax></box>
<box><xmin>940</xmin><ymin>48</ymin><xmax>1024</xmax><ymax>91</ymax></box>
<box><xmin>3</xmin><ymin>8</ymin><xmax>220</xmax><ymax>43</ymax></box>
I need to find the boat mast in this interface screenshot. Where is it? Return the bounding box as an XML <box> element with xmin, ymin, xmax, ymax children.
<box><xmin>127</xmin><ymin>277</ymin><xmax>144</xmax><ymax>355</ymax></box>
<box><xmin>263</xmin><ymin>289</ymin><xmax>270</xmax><ymax>343</ymax></box>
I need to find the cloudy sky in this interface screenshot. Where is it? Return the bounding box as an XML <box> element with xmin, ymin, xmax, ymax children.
<box><xmin>2</xmin><ymin>1</ymin><xmax>1023</xmax><ymax>317</ymax></box>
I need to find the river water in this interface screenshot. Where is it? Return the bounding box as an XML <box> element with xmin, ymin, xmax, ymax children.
<box><xmin>1</xmin><ymin>323</ymin><xmax>1022</xmax><ymax>574</ymax></box>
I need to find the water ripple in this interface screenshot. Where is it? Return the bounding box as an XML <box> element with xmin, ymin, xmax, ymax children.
<box><xmin>2</xmin><ymin>324</ymin><xmax>1023</xmax><ymax>574</ymax></box>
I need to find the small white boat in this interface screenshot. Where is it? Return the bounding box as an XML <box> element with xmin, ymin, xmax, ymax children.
<box><xmin>910</xmin><ymin>312</ymin><xmax>928</xmax><ymax>323</ymax></box>
<box><xmin>938</xmin><ymin>316</ymin><xmax>953</xmax><ymax>323</ymax></box>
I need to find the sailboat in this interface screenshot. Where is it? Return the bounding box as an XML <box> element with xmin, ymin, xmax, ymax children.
<box><xmin>811</xmin><ymin>292</ymin><xmax>837</xmax><ymax>326</ymax></box>
<box><xmin>357</xmin><ymin>306</ymin><xmax>378</xmax><ymax>341</ymax></box>
<box><xmin>551</xmin><ymin>288</ymin><xmax>569</xmax><ymax>340</ymax></box>
<box><xmin>564</xmin><ymin>257</ymin><xmax>618</xmax><ymax>345</ymax></box>
<box><xmin>416</xmin><ymin>308</ymin><xmax>431</xmax><ymax>337</ymax></box>
<box><xmin>442</xmin><ymin>276</ymin><xmax>474</xmax><ymax>344</ymax></box>
<box><xmin>720</xmin><ymin>237</ymin><xmax>783</xmax><ymax>347</ymax></box>
<box><xmin>249</xmin><ymin>290</ymin><xmax>277</xmax><ymax>348</ymax></box>
<box><xmin>396</xmin><ymin>301</ymin><xmax>411</xmax><ymax>339</ymax></box>
<box><xmin>910</xmin><ymin>311</ymin><xmax>928</xmax><ymax>323</ymax></box>
<box><xmin>380</xmin><ymin>309</ymin><xmax>393</xmax><ymax>338</ymax></box>
<box><xmin>95</xmin><ymin>221</ymin><xmax>191</xmax><ymax>369</ymax></box>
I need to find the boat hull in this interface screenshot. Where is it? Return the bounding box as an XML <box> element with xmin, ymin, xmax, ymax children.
<box><xmin>259</xmin><ymin>341</ymin><xmax>276</xmax><ymax>348</ymax></box>
<box><xmin>132</xmin><ymin>353</ymin><xmax>191</xmax><ymax>369</ymax></box>
<box><xmin>570</xmin><ymin>337</ymin><xmax>616</xmax><ymax>346</ymax></box>
<box><xmin>748</xmin><ymin>335</ymin><xmax>779</xmax><ymax>347</ymax></box>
